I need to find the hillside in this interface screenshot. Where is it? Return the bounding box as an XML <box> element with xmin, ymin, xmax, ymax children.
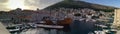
<box><xmin>44</xmin><ymin>0</ymin><xmax>118</xmax><ymax>11</ymax></box>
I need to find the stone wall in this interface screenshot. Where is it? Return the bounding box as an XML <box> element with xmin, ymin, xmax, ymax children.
<box><xmin>0</xmin><ymin>22</ymin><xmax>10</xmax><ymax>34</ymax></box>
<box><xmin>112</xmin><ymin>9</ymin><xmax>120</xmax><ymax>28</ymax></box>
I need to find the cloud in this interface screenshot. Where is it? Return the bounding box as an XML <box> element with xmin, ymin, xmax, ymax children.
<box><xmin>24</xmin><ymin>0</ymin><xmax>63</xmax><ymax>10</ymax></box>
<box><xmin>0</xmin><ymin>0</ymin><xmax>8</xmax><ymax>3</ymax></box>
<box><xmin>0</xmin><ymin>0</ymin><xmax>65</xmax><ymax>11</ymax></box>
<box><xmin>0</xmin><ymin>0</ymin><xmax>63</xmax><ymax>11</ymax></box>
<box><xmin>0</xmin><ymin>0</ymin><xmax>9</xmax><ymax>11</ymax></box>
<box><xmin>0</xmin><ymin>4</ymin><xmax>9</xmax><ymax>11</ymax></box>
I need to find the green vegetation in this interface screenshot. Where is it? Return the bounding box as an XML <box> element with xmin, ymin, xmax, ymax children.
<box><xmin>45</xmin><ymin>0</ymin><xmax>116</xmax><ymax>11</ymax></box>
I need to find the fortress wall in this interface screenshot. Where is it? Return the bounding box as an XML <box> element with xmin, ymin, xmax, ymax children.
<box><xmin>113</xmin><ymin>9</ymin><xmax>120</xmax><ymax>27</ymax></box>
<box><xmin>0</xmin><ymin>22</ymin><xmax>10</xmax><ymax>34</ymax></box>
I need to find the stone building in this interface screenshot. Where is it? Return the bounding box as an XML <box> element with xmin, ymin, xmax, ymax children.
<box><xmin>112</xmin><ymin>9</ymin><xmax>120</xmax><ymax>28</ymax></box>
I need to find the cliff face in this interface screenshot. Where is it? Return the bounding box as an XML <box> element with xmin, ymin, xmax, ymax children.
<box><xmin>44</xmin><ymin>0</ymin><xmax>118</xmax><ymax>10</ymax></box>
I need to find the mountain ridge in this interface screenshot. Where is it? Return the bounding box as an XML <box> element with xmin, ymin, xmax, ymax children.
<box><xmin>44</xmin><ymin>0</ymin><xmax>119</xmax><ymax>10</ymax></box>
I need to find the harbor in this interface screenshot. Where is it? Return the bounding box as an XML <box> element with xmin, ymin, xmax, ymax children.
<box><xmin>0</xmin><ymin>0</ymin><xmax>120</xmax><ymax>34</ymax></box>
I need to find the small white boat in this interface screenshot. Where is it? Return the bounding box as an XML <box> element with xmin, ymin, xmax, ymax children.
<box><xmin>37</xmin><ymin>24</ymin><xmax>64</xmax><ymax>29</ymax></box>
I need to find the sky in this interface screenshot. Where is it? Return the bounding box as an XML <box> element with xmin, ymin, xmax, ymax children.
<box><xmin>0</xmin><ymin>0</ymin><xmax>120</xmax><ymax>11</ymax></box>
<box><xmin>81</xmin><ymin>0</ymin><xmax>120</xmax><ymax>8</ymax></box>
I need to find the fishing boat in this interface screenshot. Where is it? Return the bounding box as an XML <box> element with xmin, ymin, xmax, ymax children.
<box><xmin>36</xmin><ymin>17</ymin><xmax>72</xmax><ymax>29</ymax></box>
<box><xmin>37</xmin><ymin>24</ymin><xmax>64</xmax><ymax>29</ymax></box>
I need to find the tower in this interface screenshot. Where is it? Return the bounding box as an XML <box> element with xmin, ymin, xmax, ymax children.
<box><xmin>112</xmin><ymin>9</ymin><xmax>120</xmax><ymax>28</ymax></box>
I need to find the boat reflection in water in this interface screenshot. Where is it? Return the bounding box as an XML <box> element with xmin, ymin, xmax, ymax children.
<box><xmin>7</xmin><ymin>17</ymin><xmax>96</xmax><ymax>34</ymax></box>
<box><xmin>36</xmin><ymin>17</ymin><xmax>95</xmax><ymax>34</ymax></box>
<box><xmin>70</xmin><ymin>19</ymin><xmax>95</xmax><ymax>34</ymax></box>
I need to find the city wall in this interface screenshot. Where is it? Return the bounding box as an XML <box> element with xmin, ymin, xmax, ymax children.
<box><xmin>112</xmin><ymin>9</ymin><xmax>120</xmax><ymax>28</ymax></box>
